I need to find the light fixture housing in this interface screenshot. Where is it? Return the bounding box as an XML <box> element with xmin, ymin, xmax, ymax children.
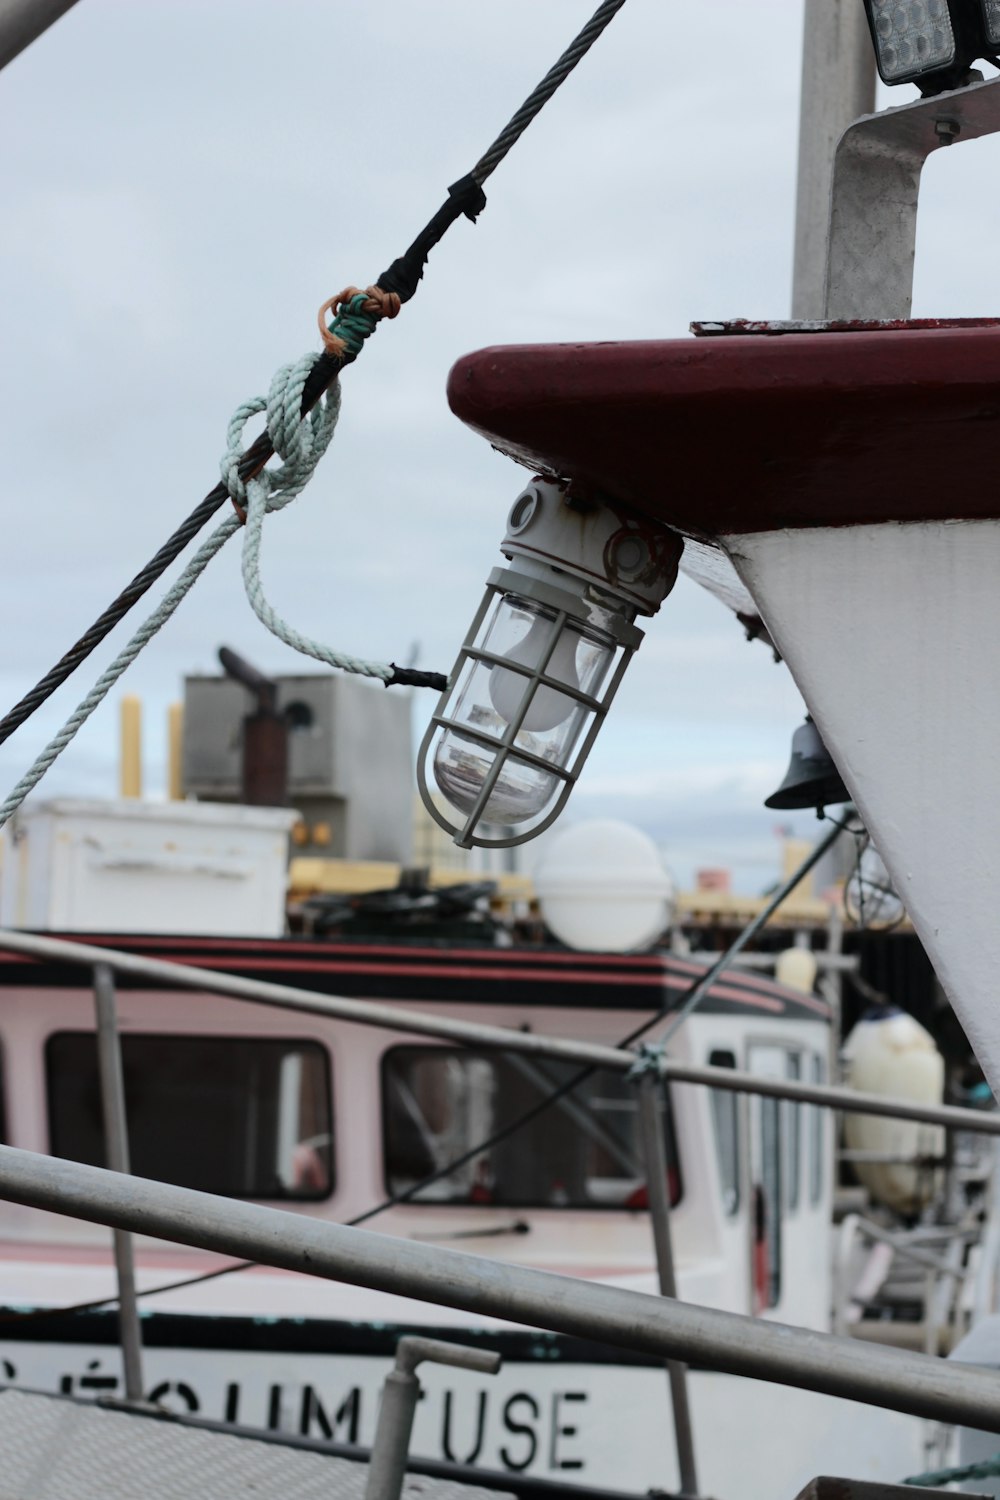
<box><xmin>862</xmin><ymin>0</ymin><xmax>998</xmax><ymax>95</ymax></box>
<box><xmin>417</xmin><ymin>479</ymin><xmax>683</xmax><ymax>849</ymax></box>
<box><xmin>981</xmin><ymin>0</ymin><xmax>1000</xmax><ymax>45</ymax></box>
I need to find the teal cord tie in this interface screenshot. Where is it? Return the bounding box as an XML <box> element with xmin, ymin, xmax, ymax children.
<box><xmin>317</xmin><ymin>285</ymin><xmax>400</xmax><ymax>362</ymax></box>
<box><xmin>223</xmin><ymin>352</ymin><xmax>395</xmax><ymax>683</ymax></box>
<box><xmin>626</xmin><ymin>1043</ymin><xmax>667</xmax><ymax>1084</ymax></box>
<box><xmin>325</xmin><ymin>298</ymin><xmax>378</xmax><ymax>360</ymax></box>
<box><xmin>905</xmin><ymin>1453</ymin><xmax>1000</xmax><ymax>1487</ymax></box>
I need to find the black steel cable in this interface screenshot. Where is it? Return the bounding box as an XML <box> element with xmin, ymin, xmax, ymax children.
<box><xmin>0</xmin><ymin>448</ymin><xmax>272</xmax><ymax>751</ymax></box>
<box><xmin>0</xmin><ymin>0</ymin><xmax>630</xmax><ymax>747</ymax></box>
<box><xmin>470</xmin><ymin>0</ymin><xmax>628</xmax><ymax>183</ymax></box>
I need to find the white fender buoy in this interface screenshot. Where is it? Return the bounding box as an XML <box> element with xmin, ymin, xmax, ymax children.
<box><xmin>776</xmin><ymin>946</ymin><xmax>818</xmax><ymax>994</ymax></box>
<box><xmin>842</xmin><ymin>1008</ymin><xmax>945</xmax><ymax>1215</ymax></box>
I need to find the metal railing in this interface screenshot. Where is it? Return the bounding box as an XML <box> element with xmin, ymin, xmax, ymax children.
<box><xmin>1</xmin><ymin>926</ymin><xmax>997</xmax><ymax>1139</ymax></box>
<box><xmin>1</xmin><ymin>925</ymin><xmax>999</xmax><ymax>1483</ymax></box>
<box><xmin>92</xmin><ymin>962</ymin><xmax>143</xmax><ymax>1400</ymax></box>
<box><xmin>0</xmin><ymin>1142</ymin><xmax>999</xmax><ymax>1433</ymax></box>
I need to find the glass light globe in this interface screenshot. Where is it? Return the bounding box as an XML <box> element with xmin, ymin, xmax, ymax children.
<box><xmin>433</xmin><ymin>732</ymin><xmax>561</xmax><ymax>825</ymax></box>
<box><xmin>430</xmin><ymin>593</ymin><xmax>620</xmax><ymax>830</ymax></box>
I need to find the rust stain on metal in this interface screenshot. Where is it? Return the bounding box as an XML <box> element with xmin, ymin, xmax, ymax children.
<box><xmin>692</xmin><ymin>317</ymin><xmax>1000</xmax><ymax>337</ymax></box>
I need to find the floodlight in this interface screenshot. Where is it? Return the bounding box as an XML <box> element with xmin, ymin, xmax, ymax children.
<box><xmin>861</xmin><ymin>0</ymin><xmax>994</xmax><ymax>94</ymax></box>
<box><xmin>980</xmin><ymin>0</ymin><xmax>1000</xmax><ymax>45</ymax></box>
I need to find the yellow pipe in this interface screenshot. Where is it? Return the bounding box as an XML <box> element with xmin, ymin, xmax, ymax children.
<box><xmin>167</xmin><ymin>702</ymin><xmax>184</xmax><ymax>801</ymax></box>
<box><xmin>119</xmin><ymin>696</ymin><xmax>142</xmax><ymax>800</ymax></box>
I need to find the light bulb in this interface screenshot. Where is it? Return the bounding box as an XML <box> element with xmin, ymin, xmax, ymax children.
<box><xmin>488</xmin><ymin>615</ymin><xmax>581</xmax><ymax>732</ymax></box>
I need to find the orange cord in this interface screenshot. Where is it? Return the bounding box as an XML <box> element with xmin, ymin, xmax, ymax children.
<box><xmin>228</xmin><ymin>285</ymin><xmax>402</xmax><ymax>526</ymax></box>
<box><xmin>317</xmin><ymin>284</ymin><xmax>401</xmax><ymax>357</ymax></box>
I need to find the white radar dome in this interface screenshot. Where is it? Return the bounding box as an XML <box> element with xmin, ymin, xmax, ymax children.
<box><xmin>533</xmin><ymin>819</ymin><xmax>675</xmax><ymax>953</ymax></box>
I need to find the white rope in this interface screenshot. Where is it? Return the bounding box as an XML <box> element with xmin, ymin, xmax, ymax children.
<box><xmin>0</xmin><ymin>514</ymin><xmax>239</xmax><ymax>831</ymax></box>
<box><xmin>0</xmin><ymin>352</ymin><xmax>361</xmax><ymax>832</ymax></box>
<box><xmin>229</xmin><ymin>354</ymin><xmax>393</xmax><ymax>683</ymax></box>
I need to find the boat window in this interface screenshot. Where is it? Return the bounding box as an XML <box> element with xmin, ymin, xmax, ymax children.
<box><xmin>46</xmin><ymin>1033</ymin><xmax>333</xmax><ymax>1201</ymax></box>
<box><xmin>382</xmin><ymin>1047</ymin><xmax>682</xmax><ymax>1210</ymax></box>
<box><xmin>707</xmin><ymin>1048</ymin><xmax>740</xmax><ymax>1216</ymax></box>
<box><xmin>786</xmin><ymin>1051</ymin><xmax>802</xmax><ymax>1213</ymax></box>
<box><xmin>748</xmin><ymin>1042</ymin><xmax>786</xmax><ymax>1309</ymax></box>
<box><xmin>809</xmin><ymin>1051</ymin><xmax>826</xmax><ymax>1206</ymax></box>
<box><xmin>759</xmin><ymin>1091</ymin><xmax>782</xmax><ymax>1305</ymax></box>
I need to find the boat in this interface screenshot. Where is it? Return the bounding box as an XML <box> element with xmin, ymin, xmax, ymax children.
<box><xmin>0</xmin><ymin>792</ymin><xmax>923</xmax><ymax>1498</ymax></box>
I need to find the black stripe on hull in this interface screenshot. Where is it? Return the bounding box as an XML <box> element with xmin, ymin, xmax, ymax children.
<box><xmin>0</xmin><ymin>1306</ymin><xmax>664</xmax><ymax>1368</ymax></box>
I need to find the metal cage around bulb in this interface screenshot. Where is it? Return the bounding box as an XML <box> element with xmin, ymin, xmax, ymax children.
<box><xmin>417</xmin><ymin>565</ymin><xmax>643</xmax><ymax>849</ymax></box>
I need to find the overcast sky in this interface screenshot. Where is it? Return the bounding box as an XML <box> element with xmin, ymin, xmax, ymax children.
<box><xmin>1</xmin><ymin>0</ymin><xmax>998</xmax><ymax>893</ymax></box>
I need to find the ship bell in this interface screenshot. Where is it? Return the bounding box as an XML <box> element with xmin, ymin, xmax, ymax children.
<box><xmin>764</xmin><ymin>716</ymin><xmax>850</xmax><ymax>811</ymax></box>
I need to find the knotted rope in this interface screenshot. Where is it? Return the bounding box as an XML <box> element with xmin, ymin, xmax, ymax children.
<box><xmin>221</xmin><ymin>352</ymin><xmax>340</xmax><ymax>524</ymax></box>
<box><xmin>317</xmin><ymin>285</ymin><xmax>400</xmax><ymax>360</ymax></box>
<box><xmin>0</xmin><ymin>296</ymin><xmax>406</xmax><ymax>829</ymax></box>
<box><xmin>222</xmin><ymin>336</ymin><xmax>395</xmax><ymax>684</ymax></box>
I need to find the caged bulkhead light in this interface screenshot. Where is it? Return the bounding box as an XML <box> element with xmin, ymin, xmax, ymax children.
<box><xmin>862</xmin><ymin>0</ymin><xmax>1000</xmax><ymax>94</ymax></box>
<box><xmin>417</xmin><ymin>479</ymin><xmax>683</xmax><ymax>850</ymax></box>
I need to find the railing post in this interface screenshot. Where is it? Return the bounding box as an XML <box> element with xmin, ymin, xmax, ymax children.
<box><xmin>365</xmin><ymin>1337</ymin><xmax>500</xmax><ymax>1500</ymax></box>
<box><xmin>738</xmin><ymin>1089</ymin><xmax>755</xmax><ymax>1315</ymax></box>
<box><xmin>636</xmin><ymin>1068</ymin><xmax>699</xmax><ymax>1497</ymax></box>
<box><xmin>92</xmin><ymin>962</ymin><xmax>144</xmax><ymax>1402</ymax></box>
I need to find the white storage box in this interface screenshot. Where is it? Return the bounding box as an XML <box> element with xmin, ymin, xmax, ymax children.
<box><xmin>0</xmin><ymin>799</ymin><xmax>298</xmax><ymax>937</ymax></box>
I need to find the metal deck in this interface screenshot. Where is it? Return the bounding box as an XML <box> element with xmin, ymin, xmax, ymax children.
<box><xmin>0</xmin><ymin>1389</ymin><xmax>512</xmax><ymax>1500</ymax></box>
